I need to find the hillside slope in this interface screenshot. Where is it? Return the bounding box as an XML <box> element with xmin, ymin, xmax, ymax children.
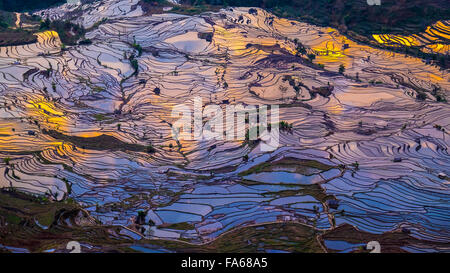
<box><xmin>0</xmin><ymin>0</ymin><xmax>65</xmax><ymax>12</ymax></box>
<box><xmin>186</xmin><ymin>0</ymin><xmax>449</xmax><ymax>36</ymax></box>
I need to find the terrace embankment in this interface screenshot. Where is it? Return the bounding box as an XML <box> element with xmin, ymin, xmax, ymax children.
<box><xmin>320</xmin><ymin>224</ymin><xmax>450</xmax><ymax>253</ymax></box>
<box><xmin>42</xmin><ymin>129</ymin><xmax>154</xmax><ymax>153</ymax></box>
<box><xmin>0</xmin><ymin>189</ymin><xmax>134</xmax><ymax>253</ymax></box>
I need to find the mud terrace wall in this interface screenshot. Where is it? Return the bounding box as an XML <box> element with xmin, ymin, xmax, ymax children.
<box><xmin>0</xmin><ymin>1</ymin><xmax>449</xmax><ymax>252</ymax></box>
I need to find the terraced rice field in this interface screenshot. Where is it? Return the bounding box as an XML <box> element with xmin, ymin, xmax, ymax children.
<box><xmin>0</xmin><ymin>0</ymin><xmax>449</xmax><ymax>253</ymax></box>
<box><xmin>373</xmin><ymin>20</ymin><xmax>450</xmax><ymax>54</ymax></box>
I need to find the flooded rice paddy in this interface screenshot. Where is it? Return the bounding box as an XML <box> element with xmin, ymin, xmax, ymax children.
<box><xmin>0</xmin><ymin>1</ymin><xmax>449</xmax><ymax>252</ymax></box>
<box><xmin>372</xmin><ymin>20</ymin><xmax>450</xmax><ymax>54</ymax></box>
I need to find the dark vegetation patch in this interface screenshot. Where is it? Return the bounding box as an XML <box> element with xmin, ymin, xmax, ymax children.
<box><xmin>162</xmin><ymin>222</ymin><xmax>196</xmax><ymax>230</ymax></box>
<box><xmin>198</xmin><ymin>32</ymin><xmax>213</xmax><ymax>42</ymax></box>
<box><xmin>138</xmin><ymin>1</ymin><xmax>168</xmax><ymax>15</ymax></box>
<box><xmin>262</xmin><ymin>183</ymin><xmax>335</xmax><ymax>205</ymax></box>
<box><xmin>170</xmin><ymin>3</ymin><xmax>221</xmax><ymax>15</ymax></box>
<box><xmin>238</xmin><ymin>157</ymin><xmax>334</xmax><ymax>176</ymax></box>
<box><xmin>0</xmin><ymin>10</ymin><xmax>14</xmax><ymax>27</ymax></box>
<box><xmin>0</xmin><ymin>11</ymin><xmax>38</xmax><ymax>46</ymax></box>
<box><xmin>187</xmin><ymin>222</ymin><xmax>324</xmax><ymax>253</ymax></box>
<box><xmin>22</xmin><ymin>68</ymin><xmax>39</xmax><ymax>81</ymax></box>
<box><xmin>0</xmin><ymin>30</ymin><xmax>36</xmax><ymax>46</ymax></box>
<box><xmin>320</xmin><ymin>223</ymin><xmax>450</xmax><ymax>253</ymax></box>
<box><xmin>311</xmin><ymin>85</ymin><xmax>334</xmax><ymax>98</ymax></box>
<box><xmin>42</xmin><ymin>129</ymin><xmax>155</xmax><ymax>153</ymax></box>
<box><xmin>0</xmin><ymin>189</ymin><xmax>77</xmax><ymax>227</ymax></box>
<box><xmin>78</xmin><ymin>38</ymin><xmax>92</xmax><ymax>45</ymax></box>
<box><xmin>0</xmin><ymin>0</ymin><xmax>65</xmax><ymax>12</ymax></box>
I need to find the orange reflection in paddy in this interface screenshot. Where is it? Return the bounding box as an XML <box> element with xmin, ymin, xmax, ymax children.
<box><xmin>425</xmin><ymin>21</ymin><xmax>450</xmax><ymax>40</ymax></box>
<box><xmin>312</xmin><ymin>29</ymin><xmax>346</xmax><ymax>59</ymax></box>
<box><xmin>372</xmin><ymin>21</ymin><xmax>450</xmax><ymax>54</ymax></box>
<box><xmin>213</xmin><ymin>25</ymin><xmax>296</xmax><ymax>56</ymax></box>
<box><xmin>213</xmin><ymin>25</ymin><xmax>250</xmax><ymax>55</ymax></box>
<box><xmin>26</xmin><ymin>98</ymin><xmax>68</xmax><ymax>132</ymax></box>
<box><xmin>35</xmin><ymin>30</ymin><xmax>61</xmax><ymax>45</ymax></box>
<box><xmin>310</xmin><ymin>29</ymin><xmax>353</xmax><ymax>69</ymax></box>
<box><xmin>425</xmin><ymin>43</ymin><xmax>450</xmax><ymax>54</ymax></box>
<box><xmin>372</xmin><ymin>34</ymin><xmax>420</xmax><ymax>47</ymax></box>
